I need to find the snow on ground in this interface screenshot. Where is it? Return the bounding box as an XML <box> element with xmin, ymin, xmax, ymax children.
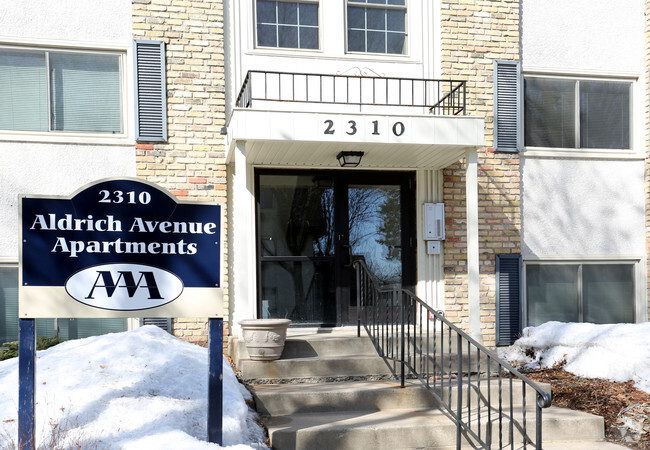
<box><xmin>0</xmin><ymin>326</ymin><xmax>268</xmax><ymax>449</ymax></box>
<box><xmin>498</xmin><ymin>321</ymin><xmax>650</xmax><ymax>394</ymax></box>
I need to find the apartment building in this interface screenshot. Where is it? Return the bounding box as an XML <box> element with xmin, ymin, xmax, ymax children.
<box><xmin>0</xmin><ymin>0</ymin><xmax>646</xmax><ymax>348</ymax></box>
<box><xmin>223</xmin><ymin>0</ymin><xmax>648</xmax><ymax>346</ymax></box>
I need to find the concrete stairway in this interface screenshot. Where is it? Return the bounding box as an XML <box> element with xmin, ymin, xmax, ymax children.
<box><xmin>230</xmin><ymin>328</ymin><xmax>624</xmax><ymax>450</ymax></box>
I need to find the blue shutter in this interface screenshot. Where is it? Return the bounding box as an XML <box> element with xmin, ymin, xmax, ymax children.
<box><xmin>496</xmin><ymin>254</ymin><xmax>522</xmax><ymax>346</ymax></box>
<box><xmin>134</xmin><ymin>40</ymin><xmax>167</xmax><ymax>142</ymax></box>
<box><xmin>493</xmin><ymin>60</ymin><xmax>521</xmax><ymax>153</ymax></box>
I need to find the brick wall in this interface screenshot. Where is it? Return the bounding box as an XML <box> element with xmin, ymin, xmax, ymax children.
<box><xmin>440</xmin><ymin>0</ymin><xmax>521</xmax><ymax>346</ymax></box>
<box><xmin>132</xmin><ymin>0</ymin><xmax>227</xmax><ymax>346</ymax></box>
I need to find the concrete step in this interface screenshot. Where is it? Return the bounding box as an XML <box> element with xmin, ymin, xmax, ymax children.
<box><xmin>264</xmin><ymin>406</ymin><xmax>605</xmax><ymax>450</ymax></box>
<box><xmin>237</xmin><ymin>354</ymin><xmax>396</xmax><ymax>382</ymax></box>
<box><xmin>231</xmin><ymin>328</ymin><xmax>379</xmax><ymax>366</ymax></box>
<box><xmin>252</xmin><ymin>379</ymin><xmax>551</xmax><ymax>416</ymax></box>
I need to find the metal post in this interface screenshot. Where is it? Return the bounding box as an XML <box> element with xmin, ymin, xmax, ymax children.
<box><xmin>356</xmin><ymin>263</ymin><xmax>361</xmax><ymax>338</ymax></box>
<box><xmin>536</xmin><ymin>395</ymin><xmax>543</xmax><ymax>449</ymax></box>
<box><xmin>207</xmin><ymin>318</ymin><xmax>223</xmax><ymax>445</ymax></box>
<box><xmin>18</xmin><ymin>318</ymin><xmax>36</xmax><ymax>450</ymax></box>
<box><xmin>456</xmin><ymin>336</ymin><xmax>463</xmax><ymax>449</ymax></box>
<box><xmin>400</xmin><ymin>291</ymin><xmax>405</xmax><ymax>388</ymax></box>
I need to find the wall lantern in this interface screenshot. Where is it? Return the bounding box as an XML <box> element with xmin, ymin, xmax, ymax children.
<box><xmin>336</xmin><ymin>151</ymin><xmax>364</xmax><ymax>167</ymax></box>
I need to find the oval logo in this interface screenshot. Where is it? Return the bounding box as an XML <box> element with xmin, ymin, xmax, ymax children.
<box><xmin>65</xmin><ymin>263</ymin><xmax>184</xmax><ymax>311</ymax></box>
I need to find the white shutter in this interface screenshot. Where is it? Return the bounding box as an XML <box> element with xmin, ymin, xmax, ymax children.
<box><xmin>493</xmin><ymin>60</ymin><xmax>521</xmax><ymax>153</ymax></box>
<box><xmin>134</xmin><ymin>40</ymin><xmax>167</xmax><ymax>142</ymax></box>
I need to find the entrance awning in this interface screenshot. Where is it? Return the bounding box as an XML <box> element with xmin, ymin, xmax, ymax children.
<box><xmin>225</xmin><ymin>109</ymin><xmax>484</xmax><ymax>170</ymax></box>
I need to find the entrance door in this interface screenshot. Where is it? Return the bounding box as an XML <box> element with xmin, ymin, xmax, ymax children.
<box><xmin>256</xmin><ymin>170</ymin><xmax>415</xmax><ymax>326</ymax></box>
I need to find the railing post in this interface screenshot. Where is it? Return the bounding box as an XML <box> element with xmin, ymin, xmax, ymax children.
<box><xmin>536</xmin><ymin>394</ymin><xmax>543</xmax><ymax>449</ymax></box>
<box><xmin>400</xmin><ymin>290</ymin><xmax>405</xmax><ymax>388</ymax></box>
<box><xmin>456</xmin><ymin>335</ymin><xmax>463</xmax><ymax>449</ymax></box>
<box><xmin>356</xmin><ymin>262</ymin><xmax>361</xmax><ymax>338</ymax></box>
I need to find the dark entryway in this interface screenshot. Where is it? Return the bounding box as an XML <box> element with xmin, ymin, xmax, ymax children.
<box><xmin>256</xmin><ymin>169</ymin><xmax>416</xmax><ymax>326</ymax></box>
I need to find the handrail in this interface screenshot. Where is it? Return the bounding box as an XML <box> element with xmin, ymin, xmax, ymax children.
<box><xmin>235</xmin><ymin>70</ymin><xmax>466</xmax><ymax>115</ymax></box>
<box><xmin>354</xmin><ymin>259</ymin><xmax>551</xmax><ymax>449</ymax></box>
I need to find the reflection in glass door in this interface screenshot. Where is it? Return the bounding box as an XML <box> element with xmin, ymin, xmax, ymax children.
<box><xmin>257</xmin><ymin>170</ymin><xmax>415</xmax><ymax>326</ymax></box>
<box><xmin>339</xmin><ymin>183</ymin><xmax>406</xmax><ymax>324</ymax></box>
<box><xmin>257</xmin><ymin>173</ymin><xmax>337</xmax><ymax>324</ymax></box>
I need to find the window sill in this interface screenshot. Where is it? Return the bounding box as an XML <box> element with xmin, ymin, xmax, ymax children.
<box><xmin>0</xmin><ymin>131</ymin><xmax>133</xmax><ymax>146</ymax></box>
<box><xmin>521</xmin><ymin>146</ymin><xmax>644</xmax><ymax>160</ymax></box>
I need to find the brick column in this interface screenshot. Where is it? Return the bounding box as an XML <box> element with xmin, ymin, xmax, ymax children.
<box><xmin>440</xmin><ymin>0</ymin><xmax>521</xmax><ymax>346</ymax></box>
<box><xmin>132</xmin><ymin>0</ymin><xmax>228</xmax><ymax>347</ymax></box>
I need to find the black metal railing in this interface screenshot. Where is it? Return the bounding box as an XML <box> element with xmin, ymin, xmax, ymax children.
<box><xmin>235</xmin><ymin>70</ymin><xmax>466</xmax><ymax>115</ymax></box>
<box><xmin>354</xmin><ymin>260</ymin><xmax>552</xmax><ymax>449</ymax></box>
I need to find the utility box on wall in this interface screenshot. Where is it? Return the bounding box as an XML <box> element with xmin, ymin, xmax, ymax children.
<box><xmin>423</xmin><ymin>203</ymin><xmax>445</xmax><ymax>241</ymax></box>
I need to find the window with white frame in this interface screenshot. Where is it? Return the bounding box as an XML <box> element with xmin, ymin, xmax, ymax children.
<box><xmin>524</xmin><ymin>76</ymin><xmax>632</xmax><ymax>150</ymax></box>
<box><xmin>0</xmin><ymin>48</ymin><xmax>123</xmax><ymax>134</ymax></box>
<box><xmin>347</xmin><ymin>0</ymin><xmax>406</xmax><ymax>55</ymax></box>
<box><xmin>0</xmin><ymin>264</ymin><xmax>127</xmax><ymax>344</ymax></box>
<box><xmin>256</xmin><ymin>0</ymin><xmax>319</xmax><ymax>50</ymax></box>
<box><xmin>525</xmin><ymin>262</ymin><xmax>635</xmax><ymax>327</ymax></box>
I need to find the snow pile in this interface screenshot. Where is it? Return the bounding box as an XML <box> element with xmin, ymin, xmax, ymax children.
<box><xmin>0</xmin><ymin>326</ymin><xmax>267</xmax><ymax>449</ymax></box>
<box><xmin>499</xmin><ymin>321</ymin><xmax>650</xmax><ymax>394</ymax></box>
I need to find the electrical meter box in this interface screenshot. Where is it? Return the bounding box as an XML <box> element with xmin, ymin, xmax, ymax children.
<box><xmin>423</xmin><ymin>203</ymin><xmax>445</xmax><ymax>241</ymax></box>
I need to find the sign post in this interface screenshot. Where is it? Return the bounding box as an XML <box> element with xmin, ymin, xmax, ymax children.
<box><xmin>18</xmin><ymin>319</ymin><xmax>36</xmax><ymax>450</ymax></box>
<box><xmin>207</xmin><ymin>318</ymin><xmax>223</xmax><ymax>443</ymax></box>
<box><xmin>18</xmin><ymin>178</ymin><xmax>224</xmax><ymax>447</ymax></box>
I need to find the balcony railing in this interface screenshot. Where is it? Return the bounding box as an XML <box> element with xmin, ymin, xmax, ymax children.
<box><xmin>235</xmin><ymin>70</ymin><xmax>466</xmax><ymax>115</ymax></box>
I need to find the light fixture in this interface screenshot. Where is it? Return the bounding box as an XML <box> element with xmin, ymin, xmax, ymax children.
<box><xmin>336</xmin><ymin>151</ymin><xmax>364</xmax><ymax>167</ymax></box>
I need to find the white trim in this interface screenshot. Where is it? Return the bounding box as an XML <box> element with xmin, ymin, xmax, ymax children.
<box><xmin>521</xmin><ymin>149</ymin><xmax>644</xmax><ymax>160</ymax></box>
<box><xmin>521</xmin><ymin>66</ymin><xmax>641</xmax><ymax>80</ymax></box>
<box><xmin>415</xmin><ymin>169</ymin><xmax>444</xmax><ymax>312</ymax></box>
<box><xmin>0</xmin><ymin>258</ymin><xmax>18</xmax><ymax>265</ymax></box>
<box><xmin>0</xmin><ymin>36</ymin><xmax>132</xmax><ymax>52</ymax></box>
<box><xmin>465</xmin><ymin>148</ymin><xmax>481</xmax><ymax>342</ymax></box>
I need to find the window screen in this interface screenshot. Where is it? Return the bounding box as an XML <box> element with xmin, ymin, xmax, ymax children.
<box><xmin>524</xmin><ymin>76</ymin><xmax>631</xmax><ymax>150</ymax></box>
<box><xmin>0</xmin><ymin>51</ymin><xmax>48</xmax><ymax>132</ymax></box>
<box><xmin>0</xmin><ymin>48</ymin><xmax>122</xmax><ymax>134</ymax></box>
<box><xmin>526</xmin><ymin>263</ymin><xmax>635</xmax><ymax>326</ymax></box>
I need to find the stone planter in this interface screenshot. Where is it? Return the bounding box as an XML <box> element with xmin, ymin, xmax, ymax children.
<box><xmin>239</xmin><ymin>318</ymin><xmax>291</xmax><ymax>361</ymax></box>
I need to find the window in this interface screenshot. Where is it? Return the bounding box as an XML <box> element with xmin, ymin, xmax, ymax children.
<box><xmin>0</xmin><ymin>48</ymin><xmax>122</xmax><ymax>134</ymax></box>
<box><xmin>0</xmin><ymin>265</ymin><xmax>127</xmax><ymax>344</ymax></box>
<box><xmin>256</xmin><ymin>0</ymin><xmax>319</xmax><ymax>50</ymax></box>
<box><xmin>525</xmin><ymin>263</ymin><xmax>635</xmax><ymax>326</ymax></box>
<box><xmin>524</xmin><ymin>76</ymin><xmax>631</xmax><ymax>150</ymax></box>
<box><xmin>347</xmin><ymin>0</ymin><xmax>406</xmax><ymax>54</ymax></box>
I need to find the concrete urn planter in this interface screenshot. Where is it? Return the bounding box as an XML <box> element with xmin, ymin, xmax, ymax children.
<box><xmin>239</xmin><ymin>319</ymin><xmax>291</xmax><ymax>361</ymax></box>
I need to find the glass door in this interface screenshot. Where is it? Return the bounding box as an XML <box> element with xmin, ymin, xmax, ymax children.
<box><xmin>337</xmin><ymin>173</ymin><xmax>416</xmax><ymax>324</ymax></box>
<box><xmin>256</xmin><ymin>170</ymin><xmax>415</xmax><ymax>326</ymax></box>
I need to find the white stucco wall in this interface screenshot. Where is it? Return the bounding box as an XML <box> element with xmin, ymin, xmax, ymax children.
<box><xmin>521</xmin><ymin>0</ymin><xmax>644</xmax><ymax>74</ymax></box>
<box><xmin>0</xmin><ymin>1</ymin><xmax>136</xmax><ymax>261</ymax></box>
<box><xmin>521</xmin><ymin>158</ymin><xmax>645</xmax><ymax>259</ymax></box>
<box><xmin>0</xmin><ymin>143</ymin><xmax>136</xmax><ymax>259</ymax></box>
<box><xmin>0</xmin><ymin>0</ymin><xmax>132</xmax><ymax>45</ymax></box>
<box><xmin>520</xmin><ymin>0</ymin><xmax>647</xmax><ymax>262</ymax></box>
